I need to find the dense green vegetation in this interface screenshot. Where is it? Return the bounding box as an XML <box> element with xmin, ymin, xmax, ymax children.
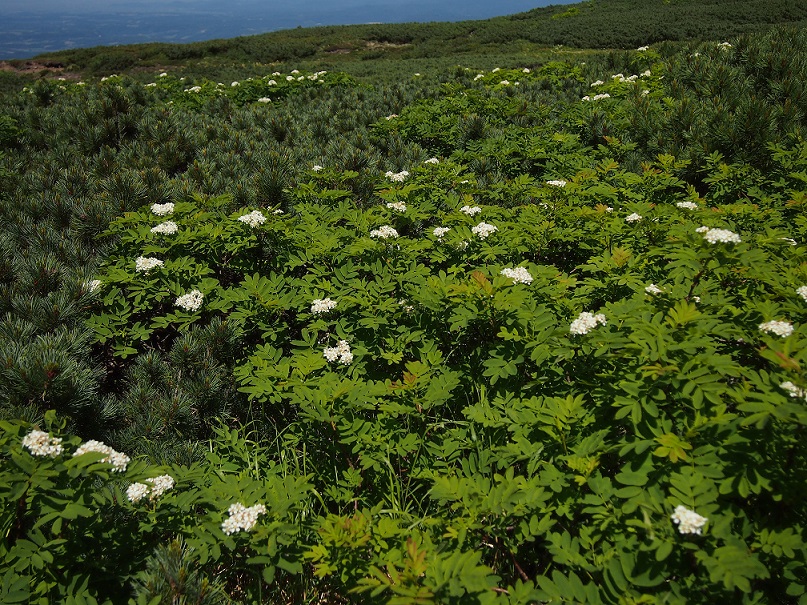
<box><xmin>2</xmin><ymin>2</ymin><xmax>807</xmax><ymax>603</ymax></box>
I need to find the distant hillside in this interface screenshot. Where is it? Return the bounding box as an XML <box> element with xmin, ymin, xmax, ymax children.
<box><xmin>17</xmin><ymin>0</ymin><xmax>807</xmax><ymax>75</ymax></box>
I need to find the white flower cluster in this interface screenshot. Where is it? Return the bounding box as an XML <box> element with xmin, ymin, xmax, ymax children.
<box><xmin>385</xmin><ymin>114</ymin><xmax>399</xmax><ymax>120</ymax></box>
<box><xmin>151</xmin><ymin>221</ymin><xmax>178</xmax><ymax>235</ymax></box>
<box><xmin>637</xmin><ymin>45</ymin><xmax>650</xmax><ymax>51</ymax></box>
<box><xmin>671</xmin><ymin>505</ymin><xmax>708</xmax><ymax>535</ymax></box>
<box><xmin>323</xmin><ymin>340</ymin><xmax>353</xmax><ymax>365</ymax></box>
<box><xmin>546</xmin><ymin>179</ymin><xmax>567</xmax><ymax>187</ymax></box>
<box><xmin>582</xmin><ymin>93</ymin><xmax>611</xmax><ymax>101</ymax></box>
<box><xmin>501</xmin><ymin>267</ymin><xmax>533</xmax><ymax>285</ymax></box>
<box><xmin>22</xmin><ymin>430</ymin><xmax>63</xmax><ymax>458</ymax></box>
<box><xmin>385</xmin><ymin>170</ymin><xmax>409</xmax><ymax>182</ymax></box>
<box><xmin>460</xmin><ymin>205</ymin><xmax>482</xmax><ymax>216</ymax></box>
<box><xmin>499</xmin><ymin>80</ymin><xmax>510</xmax><ymax>86</ymax></box>
<box><xmin>175</xmin><ymin>290</ymin><xmax>204</xmax><ymax>312</ymax></box>
<box><xmin>798</xmin><ymin>286</ymin><xmax>807</xmax><ymax>302</ymax></box>
<box><xmin>424</xmin><ymin>157</ymin><xmax>440</xmax><ymax>164</ymax></box>
<box><xmin>472</xmin><ymin>222</ymin><xmax>498</xmax><ymax>240</ymax></box>
<box><xmin>781</xmin><ymin>381</ymin><xmax>807</xmax><ymax>401</ymax></box>
<box><xmin>221</xmin><ymin>503</ymin><xmax>267</xmax><ymax>535</ymax></box>
<box><xmin>386</xmin><ymin>201</ymin><xmax>407</xmax><ymax>212</ymax></box>
<box><xmin>151</xmin><ymin>203</ymin><xmax>174</xmax><ymax>216</ymax></box>
<box><xmin>695</xmin><ymin>226</ymin><xmax>741</xmax><ymax>244</ymax></box>
<box><xmin>676</xmin><ymin>201</ymin><xmax>699</xmax><ymax>210</ymax></box>
<box><xmin>185</xmin><ymin>86</ymin><xmax>202</xmax><ymax>93</ymax></box>
<box><xmin>718</xmin><ymin>42</ymin><xmax>732</xmax><ymax>49</ymax></box>
<box><xmin>433</xmin><ymin>227</ymin><xmax>451</xmax><ymax>239</ymax></box>
<box><xmin>86</xmin><ymin>279</ymin><xmax>102</xmax><ymax>293</ymax></box>
<box><xmin>570</xmin><ymin>312</ymin><xmax>607</xmax><ymax>335</ymax></box>
<box><xmin>311</xmin><ymin>298</ymin><xmax>337</xmax><ymax>314</ymax></box>
<box><xmin>625</xmin><ymin>213</ymin><xmax>642</xmax><ymax>223</ymax></box>
<box><xmin>238</xmin><ymin>210</ymin><xmax>266</xmax><ymax>227</ymax></box>
<box><xmin>645</xmin><ymin>284</ymin><xmax>664</xmax><ymax>295</ymax></box>
<box><xmin>312</xmin><ymin>165</ymin><xmax>323</xmax><ymax>172</ymax></box>
<box><xmin>759</xmin><ymin>320</ymin><xmax>794</xmax><ymax>338</ymax></box>
<box><xmin>257</xmin><ymin>97</ymin><xmax>271</xmax><ymax>103</ymax></box>
<box><xmin>135</xmin><ymin>256</ymin><xmax>164</xmax><ymax>272</ymax></box>
<box><xmin>474</xmin><ymin>74</ymin><xmax>484</xmax><ymax>81</ymax></box>
<box><xmin>780</xmin><ymin>238</ymin><xmax>797</xmax><ymax>246</ymax></box>
<box><xmin>370</xmin><ymin>225</ymin><xmax>399</xmax><ymax>239</ymax></box>
<box><xmin>73</xmin><ymin>440</ymin><xmax>130</xmax><ymax>472</ymax></box>
<box><xmin>127</xmin><ymin>475</ymin><xmax>175</xmax><ymax>503</ymax></box>
<box><xmin>590</xmin><ymin>79</ymin><xmax>605</xmax><ymax>87</ymax></box>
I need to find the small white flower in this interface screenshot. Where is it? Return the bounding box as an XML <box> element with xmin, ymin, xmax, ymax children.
<box><xmin>272</xmin><ymin>72</ymin><xmax>280</xmax><ymax>76</ymax></box>
<box><xmin>546</xmin><ymin>179</ymin><xmax>567</xmax><ymax>187</ymax></box>
<box><xmin>472</xmin><ymin>222</ymin><xmax>498</xmax><ymax>240</ymax></box>
<box><xmin>492</xmin><ymin>67</ymin><xmax>500</xmax><ymax>72</ymax></box>
<box><xmin>135</xmin><ymin>256</ymin><xmax>164</xmax><ymax>273</ymax></box>
<box><xmin>126</xmin><ymin>483</ymin><xmax>150</xmax><ymax>503</ymax></box>
<box><xmin>645</xmin><ymin>284</ymin><xmax>664</xmax><ymax>295</ymax></box>
<box><xmin>323</xmin><ymin>340</ymin><xmax>353</xmax><ymax>365</ymax></box>
<box><xmin>424</xmin><ymin>157</ymin><xmax>440</xmax><ymax>164</ymax></box>
<box><xmin>159</xmin><ymin>72</ymin><xmax>168</xmax><ymax>77</ymax></box>
<box><xmin>238</xmin><ymin>210</ymin><xmax>266</xmax><ymax>227</ymax></box>
<box><xmin>501</xmin><ymin>267</ymin><xmax>533</xmax><ymax>285</ymax></box>
<box><xmin>433</xmin><ymin>227</ymin><xmax>451</xmax><ymax>239</ymax></box>
<box><xmin>386</xmin><ymin>201</ymin><xmax>407</xmax><ymax>212</ymax></box>
<box><xmin>231</xmin><ymin>81</ymin><xmax>239</xmax><ymax>87</ymax></box>
<box><xmin>312</xmin><ymin>165</ymin><xmax>323</xmax><ymax>172</ymax></box>
<box><xmin>474</xmin><ymin>74</ymin><xmax>484</xmax><ymax>81</ymax></box>
<box><xmin>311</xmin><ymin>298</ymin><xmax>337</xmax><ymax>314</ymax></box>
<box><xmin>780</xmin><ymin>237</ymin><xmax>797</xmax><ymax>246</ymax></box>
<box><xmin>671</xmin><ymin>505</ymin><xmax>707</xmax><ymax>535</ymax></box>
<box><xmin>697</xmin><ymin>226</ymin><xmax>741</xmax><ymax>244</ymax></box>
<box><xmin>22</xmin><ymin>430</ymin><xmax>63</xmax><ymax>458</ymax></box>
<box><xmin>637</xmin><ymin>45</ymin><xmax>650</xmax><ymax>51</ymax></box>
<box><xmin>185</xmin><ymin>86</ymin><xmax>202</xmax><ymax>93</ymax></box>
<box><xmin>590</xmin><ymin>80</ymin><xmax>605</xmax><ymax>87</ymax></box>
<box><xmin>522</xmin><ymin>67</ymin><xmax>531</xmax><ymax>73</ymax></box>
<box><xmin>145</xmin><ymin>82</ymin><xmax>157</xmax><ymax>87</ymax></box>
<box><xmin>718</xmin><ymin>42</ymin><xmax>732</xmax><ymax>49</ymax></box>
<box><xmin>73</xmin><ymin>440</ymin><xmax>129</xmax><ymax>472</ymax></box>
<box><xmin>257</xmin><ymin>97</ymin><xmax>271</xmax><ymax>103</ymax></box>
<box><xmin>781</xmin><ymin>381</ymin><xmax>807</xmax><ymax>400</ymax></box>
<box><xmin>151</xmin><ymin>202</ymin><xmax>174</xmax><ymax>216</ymax></box>
<box><xmin>641</xmin><ymin>70</ymin><xmax>652</xmax><ymax>77</ymax></box>
<box><xmin>370</xmin><ymin>225</ymin><xmax>399</xmax><ymax>239</ymax></box>
<box><xmin>286</xmin><ymin>75</ymin><xmax>295</xmax><ymax>81</ymax></box>
<box><xmin>175</xmin><ymin>290</ymin><xmax>204</xmax><ymax>312</ymax></box>
<box><xmin>297</xmin><ymin>76</ymin><xmax>305</xmax><ymax>81</ymax></box>
<box><xmin>676</xmin><ymin>201</ymin><xmax>699</xmax><ymax>210</ymax></box>
<box><xmin>221</xmin><ymin>503</ymin><xmax>267</xmax><ymax>535</ymax></box>
<box><xmin>570</xmin><ymin>312</ymin><xmax>607</xmax><ymax>335</ymax></box>
<box><xmin>625</xmin><ymin>213</ymin><xmax>642</xmax><ymax>223</ymax></box>
<box><xmin>147</xmin><ymin>475</ymin><xmax>175</xmax><ymax>500</ymax></box>
<box><xmin>384</xmin><ymin>170</ymin><xmax>409</xmax><ymax>182</ymax></box>
<box><xmin>797</xmin><ymin>286</ymin><xmax>807</xmax><ymax>302</ymax></box>
<box><xmin>385</xmin><ymin>114</ymin><xmax>399</xmax><ymax>120</ymax></box>
<box><xmin>460</xmin><ymin>205</ymin><xmax>482</xmax><ymax>216</ymax></box>
<box><xmin>759</xmin><ymin>320</ymin><xmax>794</xmax><ymax>338</ymax></box>
<box><xmin>291</xmin><ymin>69</ymin><xmax>299</xmax><ymax>74</ymax></box>
<box><xmin>151</xmin><ymin>221</ymin><xmax>178</xmax><ymax>235</ymax></box>
<box><xmin>499</xmin><ymin>80</ymin><xmax>510</xmax><ymax>86</ymax></box>
<box><xmin>86</xmin><ymin>279</ymin><xmax>102</xmax><ymax>293</ymax></box>
<box><xmin>267</xmin><ymin>79</ymin><xmax>277</xmax><ymax>85</ymax></box>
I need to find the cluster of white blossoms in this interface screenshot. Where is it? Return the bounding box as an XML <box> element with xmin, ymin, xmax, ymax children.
<box><xmin>370</xmin><ymin>225</ymin><xmax>399</xmax><ymax>239</ymax></box>
<box><xmin>671</xmin><ymin>505</ymin><xmax>708</xmax><ymax>535</ymax></box>
<box><xmin>385</xmin><ymin>114</ymin><xmax>398</xmax><ymax>120</ymax></box>
<box><xmin>499</xmin><ymin>80</ymin><xmax>511</xmax><ymax>86</ymax></box>
<box><xmin>625</xmin><ymin>213</ymin><xmax>642</xmax><ymax>223</ymax></box>
<box><xmin>127</xmin><ymin>475</ymin><xmax>175</xmax><ymax>503</ymax></box>
<box><xmin>472</xmin><ymin>222</ymin><xmax>498</xmax><ymax>240</ymax></box>
<box><xmin>718</xmin><ymin>42</ymin><xmax>732</xmax><ymax>49</ymax></box>
<box><xmin>676</xmin><ymin>201</ymin><xmax>699</xmax><ymax>210</ymax></box>
<box><xmin>386</xmin><ymin>201</ymin><xmax>407</xmax><ymax>212</ymax></box>
<box><xmin>798</xmin><ymin>286</ymin><xmax>807</xmax><ymax>302</ymax></box>
<box><xmin>185</xmin><ymin>86</ymin><xmax>202</xmax><ymax>93</ymax></box>
<box><xmin>311</xmin><ymin>298</ymin><xmax>337</xmax><ymax>314</ymax></box>
<box><xmin>582</xmin><ymin>93</ymin><xmax>611</xmax><ymax>101</ymax></box>
<box><xmin>460</xmin><ymin>205</ymin><xmax>482</xmax><ymax>216</ymax></box>
<box><xmin>695</xmin><ymin>226</ymin><xmax>741</xmax><ymax>244</ymax></box>
<box><xmin>221</xmin><ymin>503</ymin><xmax>267</xmax><ymax>535</ymax></box>
<box><xmin>570</xmin><ymin>312</ymin><xmax>607</xmax><ymax>335</ymax></box>
<box><xmin>590</xmin><ymin>79</ymin><xmax>605</xmax><ymax>87</ymax></box>
<box><xmin>175</xmin><ymin>290</ymin><xmax>204</xmax><ymax>312</ymax></box>
<box><xmin>135</xmin><ymin>256</ymin><xmax>164</xmax><ymax>273</ymax></box>
<box><xmin>501</xmin><ymin>267</ymin><xmax>533</xmax><ymax>285</ymax></box>
<box><xmin>433</xmin><ymin>227</ymin><xmax>451</xmax><ymax>240</ymax></box>
<box><xmin>781</xmin><ymin>381</ymin><xmax>807</xmax><ymax>401</ymax></box>
<box><xmin>237</xmin><ymin>210</ymin><xmax>266</xmax><ymax>227</ymax></box>
<box><xmin>474</xmin><ymin>74</ymin><xmax>484</xmax><ymax>81</ymax></box>
<box><xmin>151</xmin><ymin>203</ymin><xmax>174</xmax><ymax>216</ymax></box>
<box><xmin>257</xmin><ymin>97</ymin><xmax>271</xmax><ymax>103</ymax></box>
<box><xmin>150</xmin><ymin>221</ymin><xmax>178</xmax><ymax>235</ymax></box>
<box><xmin>645</xmin><ymin>284</ymin><xmax>664</xmax><ymax>295</ymax></box>
<box><xmin>312</xmin><ymin>165</ymin><xmax>323</xmax><ymax>172</ymax></box>
<box><xmin>546</xmin><ymin>179</ymin><xmax>567</xmax><ymax>187</ymax></box>
<box><xmin>424</xmin><ymin>157</ymin><xmax>440</xmax><ymax>164</ymax></box>
<box><xmin>759</xmin><ymin>320</ymin><xmax>794</xmax><ymax>338</ymax></box>
<box><xmin>637</xmin><ymin>45</ymin><xmax>650</xmax><ymax>51</ymax></box>
<box><xmin>323</xmin><ymin>340</ymin><xmax>353</xmax><ymax>365</ymax></box>
<box><xmin>86</xmin><ymin>279</ymin><xmax>102</xmax><ymax>293</ymax></box>
<box><xmin>385</xmin><ymin>170</ymin><xmax>409</xmax><ymax>182</ymax></box>
<box><xmin>73</xmin><ymin>440</ymin><xmax>130</xmax><ymax>472</ymax></box>
<box><xmin>22</xmin><ymin>430</ymin><xmax>64</xmax><ymax>458</ymax></box>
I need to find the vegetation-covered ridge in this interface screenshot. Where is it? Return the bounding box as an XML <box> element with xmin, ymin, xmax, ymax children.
<box><xmin>2</xmin><ymin>23</ymin><xmax>807</xmax><ymax>605</ymax></box>
<box><xmin>5</xmin><ymin>0</ymin><xmax>807</xmax><ymax>75</ymax></box>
